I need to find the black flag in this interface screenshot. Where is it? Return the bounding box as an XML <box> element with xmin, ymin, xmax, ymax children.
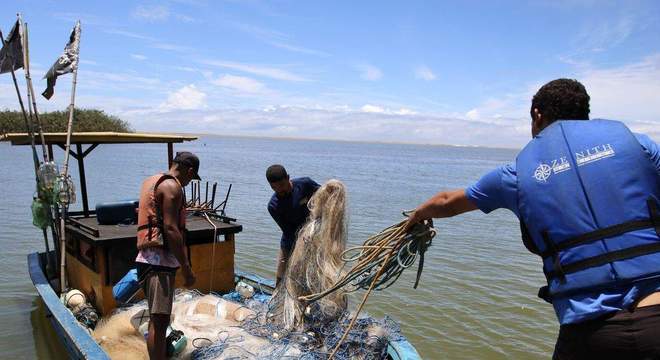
<box><xmin>42</xmin><ymin>21</ymin><xmax>80</xmax><ymax>100</ymax></box>
<box><xmin>0</xmin><ymin>20</ymin><xmax>24</xmax><ymax>74</ymax></box>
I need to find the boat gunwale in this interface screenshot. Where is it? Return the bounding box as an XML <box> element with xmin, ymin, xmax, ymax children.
<box><xmin>28</xmin><ymin>251</ymin><xmax>110</xmax><ymax>359</ymax></box>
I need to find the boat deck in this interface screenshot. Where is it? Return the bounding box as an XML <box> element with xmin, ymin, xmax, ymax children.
<box><xmin>66</xmin><ymin>214</ymin><xmax>242</xmax><ymax>246</ymax></box>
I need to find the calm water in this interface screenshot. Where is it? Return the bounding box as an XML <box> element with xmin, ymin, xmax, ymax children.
<box><xmin>0</xmin><ymin>135</ymin><xmax>557</xmax><ymax>359</ymax></box>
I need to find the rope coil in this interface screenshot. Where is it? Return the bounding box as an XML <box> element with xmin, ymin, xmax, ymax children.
<box><xmin>300</xmin><ymin>218</ymin><xmax>436</xmax><ymax>303</ymax></box>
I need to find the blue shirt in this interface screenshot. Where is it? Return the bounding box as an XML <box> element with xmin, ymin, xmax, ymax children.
<box><xmin>465</xmin><ymin>133</ymin><xmax>660</xmax><ymax>325</ymax></box>
<box><xmin>268</xmin><ymin>177</ymin><xmax>321</xmax><ymax>251</ymax></box>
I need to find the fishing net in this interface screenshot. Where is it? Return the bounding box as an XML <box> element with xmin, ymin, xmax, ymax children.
<box><xmin>269</xmin><ymin>180</ymin><xmax>349</xmax><ymax>332</ymax></box>
<box><xmin>93</xmin><ymin>289</ymin><xmax>402</xmax><ymax>360</ymax></box>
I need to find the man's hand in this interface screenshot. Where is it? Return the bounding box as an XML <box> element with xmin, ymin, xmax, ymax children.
<box><xmin>182</xmin><ymin>265</ymin><xmax>196</xmax><ymax>288</ymax></box>
<box><xmin>404</xmin><ymin>208</ymin><xmax>429</xmax><ymax>232</ymax></box>
<box><xmin>404</xmin><ymin>189</ymin><xmax>478</xmax><ymax>232</ymax></box>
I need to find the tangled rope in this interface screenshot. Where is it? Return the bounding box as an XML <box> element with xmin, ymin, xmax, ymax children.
<box><xmin>300</xmin><ymin>217</ymin><xmax>436</xmax><ymax>303</ymax></box>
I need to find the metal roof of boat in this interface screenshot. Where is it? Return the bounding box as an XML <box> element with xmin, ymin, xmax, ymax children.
<box><xmin>0</xmin><ymin>132</ymin><xmax>198</xmax><ymax>145</ymax></box>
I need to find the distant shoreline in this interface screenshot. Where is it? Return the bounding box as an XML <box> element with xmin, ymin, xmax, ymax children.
<box><xmin>142</xmin><ymin>130</ymin><xmax>523</xmax><ymax>151</ymax></box>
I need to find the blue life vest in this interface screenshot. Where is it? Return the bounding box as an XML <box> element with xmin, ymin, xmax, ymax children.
<box><xmin>516</xmin><ymin>119</ymin><xmax>660</xmax><ymax>302</ymax></box>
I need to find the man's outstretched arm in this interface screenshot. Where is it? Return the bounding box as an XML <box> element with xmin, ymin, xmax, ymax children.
<box><xmin>404</xmin><ymin>189</ymin><xmax>478</xmax><ymax>231</ymax></box>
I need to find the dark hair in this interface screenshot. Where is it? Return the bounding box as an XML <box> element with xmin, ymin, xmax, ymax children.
<box><xmin>531</xmin><ymin>79</ymin><xmax>590</xmax><ymax>124</ymax></box>
<box><xmin>266</xmin><ymin>164</ymin><xmax>288</xmax><ymax>183</ymax></box>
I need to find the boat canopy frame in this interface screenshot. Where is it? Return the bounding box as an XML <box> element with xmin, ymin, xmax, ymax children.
<box><xmin>1</xmin><ymin>132</ymin><xmax>198</xmax><ymax>217</ymax></box>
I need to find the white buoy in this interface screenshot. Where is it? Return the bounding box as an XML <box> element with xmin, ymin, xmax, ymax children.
<box><xmin>63</xmin><ymin>289</ymin><xmax>86</xmax><ymax>309</ymax></box>
<box><xmin>236</xmin><ymin>281</ymin><xmax>254</xmax><ymax>299</ymax></box>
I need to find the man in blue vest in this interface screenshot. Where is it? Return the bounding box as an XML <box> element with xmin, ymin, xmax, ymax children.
<box><xmin>266</xmin><ymin>164</ymin><xmax>320</xmax><ymax>285</ymax></box>
<box><xmin>406</xmin><ymin>79</ymin><xmax>660</xmax><ymax>359</ymax></box>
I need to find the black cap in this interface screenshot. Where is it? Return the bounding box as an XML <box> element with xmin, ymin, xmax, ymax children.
<box><xmin>173</xmin><ymin>151</ymin><xmax>201</xmax><ymax>180</ymax></box>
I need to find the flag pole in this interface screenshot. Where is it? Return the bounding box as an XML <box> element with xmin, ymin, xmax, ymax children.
<box><xmin>59</xmin><ymin>20</ymin><xmax>81</xmax><ymax>292</ymax></box>
<box><xmin>0</xmin><ymin>28</ymin><xmax>40</xmax><ymax>174</ymax></box>
<box><xmin>20</xmin><ymin>17</ymin><xmax>48</xmax><ymax>162</ymax></box>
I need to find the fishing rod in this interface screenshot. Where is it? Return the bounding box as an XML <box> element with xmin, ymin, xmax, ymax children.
<box><xmin>2</xmin><ymin>24</ymin><xmax>57</xmax><ymax>278</ymax></box>
<box><xmin>20</xmin><ymin>16</ymin><xmax>48</xmax><ymax>162</ymax></box>
<box><xmin>21</xmin><ymin>17</ymin><xmax>59</xmax><ymax>277</ymax></box>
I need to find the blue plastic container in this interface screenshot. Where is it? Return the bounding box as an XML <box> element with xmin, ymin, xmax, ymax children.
<box><xmin>96</xmin><ymin>200</ymin><xmax>139</xmax><ymax>225</ymax></box>
<box><xmin>113</xmin><ymin>268</ymin><xmax>140</xmax><ymax>303</ymax></box>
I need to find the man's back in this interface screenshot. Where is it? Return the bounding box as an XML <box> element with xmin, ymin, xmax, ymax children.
<box><xmin>467</xmin><ymin>119</ymin><xmax>660</xmax><ymax>325</ymax></box>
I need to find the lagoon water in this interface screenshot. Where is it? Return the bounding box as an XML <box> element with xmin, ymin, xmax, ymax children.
<box><xmin>0</xmin><ymin>135</ymin><xmax>557</xmax><ymax>359</ymax></box>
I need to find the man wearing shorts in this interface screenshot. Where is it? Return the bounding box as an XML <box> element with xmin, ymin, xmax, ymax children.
<box><xmin>136</xmin><ymin>152</ymin><xmax>199</xmax><ymax>359</ymax></box>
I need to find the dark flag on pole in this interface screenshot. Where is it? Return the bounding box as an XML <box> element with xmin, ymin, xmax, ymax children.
<box><xmin>0</xmin><ymin>20</ymin><xmax>24</xmax><ymax>74</ymax></box>
<box><xmin>42</xmin><ymin>21</ymin><xmax>80</xmax><ymax>99</ymax></box>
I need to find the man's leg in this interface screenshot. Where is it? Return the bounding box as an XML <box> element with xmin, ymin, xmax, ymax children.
<box><xmin>146</xmin><ymin>313</ymin><xmax>169</xmax><ymax>360</ymax></box>
<box><xmin>275</xmin><ymin>247</ymin><xmax>291</xmax><ymax>286</ymax></box>
<box><xmin>142</xmin><ymin>269</ymin><xmax>175</xmax><ymax>360</ymax></box>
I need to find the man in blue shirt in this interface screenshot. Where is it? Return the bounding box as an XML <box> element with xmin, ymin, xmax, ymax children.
<box><xmin>266</xmin><ymin>164</ymin><xmax>320</xmax><ymax>285</ymax></box>
<box><xmin>406</xmin><ymin>79</ymin><xmax>660</xmax><ymax>359</ymax></box>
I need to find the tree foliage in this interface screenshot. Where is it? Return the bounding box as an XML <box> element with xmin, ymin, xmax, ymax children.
<box><xmin>0</xmin><ymin>108</ymin><xmax>133</xmax><ymax>134</ymax></box>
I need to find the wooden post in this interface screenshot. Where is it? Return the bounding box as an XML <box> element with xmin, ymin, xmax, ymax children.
<box><xmin>76</xmin><ymin>144</ymin><xmax>89</xmax><ymax>217</ymax></box>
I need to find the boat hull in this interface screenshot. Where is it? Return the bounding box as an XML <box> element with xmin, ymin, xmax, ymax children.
<box><xmin>30</xmin><ymin>251</ymin><xmax>422</xmax><ymax>359</ymax></box>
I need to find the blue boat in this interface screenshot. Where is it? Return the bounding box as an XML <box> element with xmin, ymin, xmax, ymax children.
<box><xmin>5</xmin><ymin>132</ymin><xmax>422</xmax><ymax>359</ymax></box>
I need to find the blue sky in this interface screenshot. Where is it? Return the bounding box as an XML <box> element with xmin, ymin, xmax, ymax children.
<box><xmin>1</xmin><ymin>0</ymin><xmax>659</xmax><ymax>147</ymax></box>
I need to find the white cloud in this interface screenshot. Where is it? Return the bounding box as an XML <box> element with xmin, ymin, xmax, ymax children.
<box><xmin>361</xmin><ymin>104</ymin><xmax>417</xmax><ymax>115</ymax></box>
<box><xmin>361</xmin><ymin>104</ymin><xmax>385</xmax><ymax>113</ymax></box>
<box><xmin>465</xmin><ymin>109</ymin><xmax>480</xmax><ymax>120</ymax></box>
<box><xmin>75</xmin><ymin>69</ymin><xmax>163</xmax><ymax>93</ymax></box>
<box><xmin>122</xmin><ymin>105</ymin><xmax>530</xmax><ymax>148</ymax></box>
<box><xmin>395</xmin><ymin>108</ymin><xmax>417</xmax><ymax>115</ymax></box>
<box><xmin>131</xmin><ymin>54</ymin><xmax>148</xmax><ymax>61</ymax></box>
<box><xmin>581</xmin><ymin>54</ymin><xmax>660</xmax><ymax>137</ymax></box>
<box><xmin>104</xmin><ymin>29</ymin><xmax>189</xmax><ymax>53</ymax></box>
<box><xmin>573</xmin><ymin>15</ymin><xmax>635</xmax><ymax>52</ymax></box>
<box><xmin>132</xmin><ymin>5</ymin><xmax>170</xmax><ymax>22</ymax></box>
<box><xmin>229</xmin><ymin>22</ymin><xmax>329</xmax><ymax>57</ymax></box>
<box><xmin>454</xmin><ymin>54</ymin><xmax>660</xmax><ymax>143</ymax></box>
<box><xmin>160</xmin><ymin>85</ymin><xmax>207</xmax><ymax>111</ymax></box>
<box><xmin>105</xmin><ymin>29</ymin><xmax>157</xmax><ymax>41</ymax></box>
<box><xmin>213</xmin><ymin>74</ymin><xmax>266</xmax><ymax>93</ymax></box>
<box><xmin>151</xmin><ymin>43</ymin><xmax>192</xmax><ymax>52</ymax></box>
<box><xmin>200</xmin><ymin>59</ymin><xmax>308</xmax><ymax>82</ymax></box>
<box><xmin>356</xmin><ymin>64</ymin><xmax>383</xmax><ymax>81</ymax></box>
<box><xmin>269</xmin><ymin>41</ymin><xmax>330</xmax><ymax>57</ymax></box>
<box><xmin>415</xmin><ymin>65</ymin><xmax>436</xmax><ymax>81</ymax></box>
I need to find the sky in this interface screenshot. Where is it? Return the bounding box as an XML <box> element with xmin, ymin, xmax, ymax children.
<box><xmin>1</xmin><ymin>0</ymin><xmax>659</xmax><ymax>148</ymax></box>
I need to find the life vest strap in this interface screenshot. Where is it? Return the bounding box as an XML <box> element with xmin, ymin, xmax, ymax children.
<box><xmin>539</xmin><ymin>219</ymin><xmax>657</xmax><ymax>258</ymax></box>
<box><xmin>546</xmin><ymin>242</ymin><xmax>660</xmax><ymax>279</ymax></box>
<box><xmin>539</xmin><ymin>197</ymin><xmax>660</xmax><ymax>259</ymax></box>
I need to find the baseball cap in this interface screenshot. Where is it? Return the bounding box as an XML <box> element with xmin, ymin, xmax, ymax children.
<box><xmin>172</xmin><ymin>151</ymin><xmax>201</xmax><ymax>180</ymax></box>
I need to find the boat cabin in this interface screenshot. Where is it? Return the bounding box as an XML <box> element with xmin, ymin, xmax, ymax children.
<box><xmin>2</xmin><ymin>132</ymin><xmax>242</xmax><ymax>315</ymax></box>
